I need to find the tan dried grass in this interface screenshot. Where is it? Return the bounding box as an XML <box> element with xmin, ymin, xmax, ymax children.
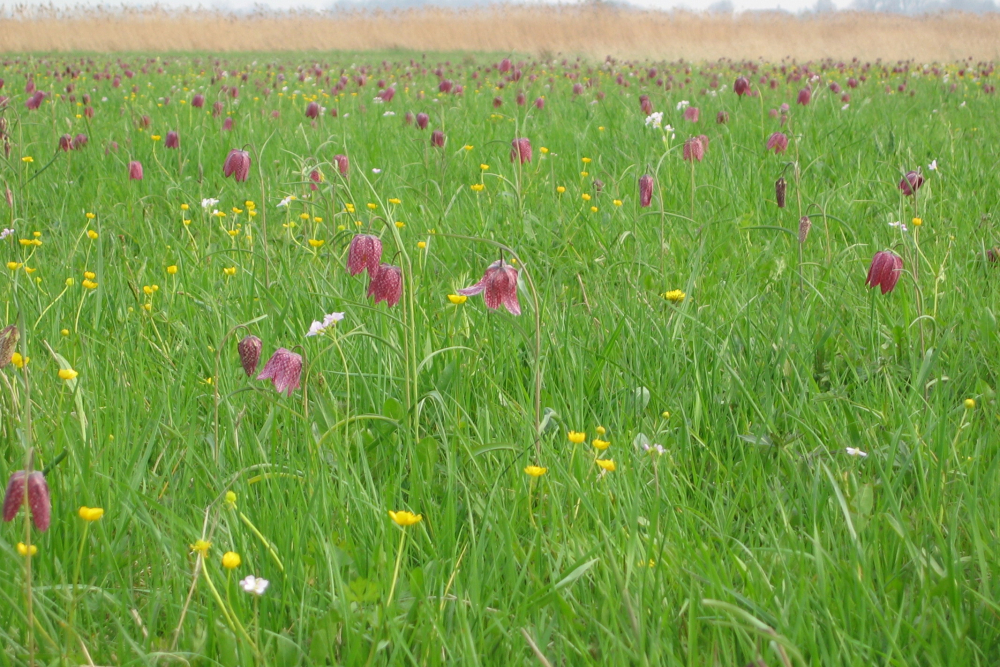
<box><xmin>0</xmin><ymin>5</ymin><xmax>998</xmax><ymax>61</ymax></box>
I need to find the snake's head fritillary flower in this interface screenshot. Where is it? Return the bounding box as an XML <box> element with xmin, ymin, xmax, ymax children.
<box><xmin>2</xmin><ymin>471</ymin><xmax>25</xmax><ymax>523</ymax></box>
<box><xmin>865</xmin><ymin>251</ymin><xmax>904</xmax><ymax>294</ymax></box>
<box><xmin>775</xmin><ymin>177</ymin><xmax>787</xmax><ymax>208</ymax></box>
<box><xmin>191</xmin><ymin>93</ymin><xmax>205</xmax><ymax>107</ymax></box>
<box><xmin>766</xmin><ymin>132</ymin><xmax>789</xmax><ymax>154</ymax></box>
<box><xmin>0</xmin><ymin>324</ymin><xmax>19</xmax><ymax>368</ymax></box>
<box><xmin>347</xmin><ymin>234</ymin><xmax>382</xmax><ymax>277</ymax></box>
<box><xmin>165</xmin><ymin>130</ymin><xmax>179</xmax><ymax>149</ymax></box>
<box><xmin>458</xmin><ymin>260</ymin><xmax>520</xmax><ymax>315</ymax></box>
<box><xmin>829</xmin><ymin>81</ymin><xmax>842</xmax><ymax>94</ymax></box>
<box><xmin>431</xmin><ymin>129</ymin><xmax>445</xmax><ymax>148</ymax></box>
<box><xmin>59</xmin><ymin>134</ymin><xmax>73</xmax><ymax>152</ymax></box>
<box><xmin>510</xmin><ymin>138</ymin><xmax>532</xmax><ymax>165</ymax></box>
<box><xmin>534</xmin><ymin>97</ymin><xmax>545</xmax><ymax>109</ymax></box>
<box><xmin>25</xmin><ymin>91</ymin><xmax>44</xmax><ymax>110</ymax></box>
<box><xmin>798</xmin><ymin>216</ymin><xmax>812</xmax><ymax>244</ymax></box>
<box><xmin>305</xmin><ymin>101</ymin><xmax>320</xmax><ymax>119</ymax></box>
<box><xmin>238</xmin><ymin>335</ymin><xmax>262</xmax><ymax>377</ymax></box>
<box><xmin>73</xmin><ymin>133</ymin><xmax>88</xmax><ymax>149</ymax></box>
<box><xmin>128</xmin><ymin>161</ymin><xmax>143</xmax><ymax>180</ymax></box>
<box><xmin>734</xmin><ymin>76</ymin><xmax>750</xmax><ymax>96</ymax></box>
<box><xmin>639</xmin><ymin>94</ymin><xmax>653</xmax><ymax>115</ymax></box>
<box><xmin>256</xmin><ymin>348</ymin><xmax>303</xmax><ymax>396</ymax></box>
<box><xmin>333</xmin><ymin>154</ymin><xmax>349</xmax><ymax>175</ymax></box>
<box><xmin>639</xmin><ymin>174</ymin><xmax>654</xmax><ymax>207</ymax></box>
<box><xmin>367</xmin><ymin>264</ymin><xmax>403</xmax><ymax>307</ymax></box>
<box><xmin>499</xmin><ymin>57</ymin><xmax>512</xmax><ymax>73</ymax></box>
<box><xmin>415</xmin><ymin>112</ymin><xmax>429</xmax><ymax>130</ymax></box>
<box><xmin>899</xmin><ymin>170</ymin><xmax>924</xmax><ymax>196</ymax></box>
<box><xmin>223</xmin><ymin>149</ymin><xmax>251</xmax><ymax>182</ymax></box>
<box><xmin>572</xmin><ymin>83</ymin><xmax>584</xmax><ymax>96</ymax></box>
<box><xmin>404</xmin><ymin>111</ymin><xmax>414</xmax><ymax>125</ymax></box>
<box><xmin>682</xmin><ymin>137</ymin><xmax>705</xmax><ymax>162</ymax></box>
<box><xmin>222</xmin><ymin>117</ymin><xmax>234</xmax><ymax>131</ymax></box>
<box><xmin>716</xmin><ymin>110</ymin><xmax>729</xmax><ymax>124</ymax></box>
<box><xmin>683</xmin><ymin>106</ymin><xmax>700</xmax><ymax>122</ymax></box>
<box><xmin>25</xmin><ymin>472</ymin><xmax>50</xmax><ymax>531</ymax></box>
<box><xmin>797</xmin><ymin>87</ymin><xmax>812</xmax><ymax>105</ymax></box>
<box><xmin>380</xmin><ymin>86</ymin><xmax>396</xmax><ymax>102</ymax></box>
<box><xmin>438</xmin><ymin>79</ymin><xmax>452</xmax><ymax>94</ymax></box>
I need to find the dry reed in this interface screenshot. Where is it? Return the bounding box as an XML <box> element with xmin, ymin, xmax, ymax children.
<box><xmin>0</xmin><ymin>5</ymin><xmax>998</xmax><ymax>60</ymax></box>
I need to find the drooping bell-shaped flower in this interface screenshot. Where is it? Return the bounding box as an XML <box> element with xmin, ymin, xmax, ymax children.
<box><xmin>766</xmin><ymin>132</ymin><xmax>789</xmax><ymax>154</ymax></box>
<box><xmin>416</xmin><ymin>112</ymin><xmax>429</xmax><ymax>130</ymax></box>
<box><xmin>223</xmin><ymin>149</ymin><xmax>251</xmax><ymax>182</ymax></box>
<box><xmin>347</xmin><ymin>234</ymin><xmax>382</xmax><ymax>277</ymax></box>
<box><xmin>458</xmin><ymin>260</ymin><xmax>521</xmax><ymax>315</ymax></box>
<box><xmin>3</xmin><ymin>471</ymin><xmax>50</xmax><ymax>531</ymax></box>
<box><xmin>431</xmin><ymin>129</ymin><xmax>445</xmax><ymax>148</ymax></box>
<box><xmin>367</xmin><ymin>264</ymin><xmax>403</xmax><ymax>307</ymax></box>
<box><xmin>639</xmin><ymin>174</ymin><xmax>653</xmax><ymax>207</ymax></box>
<box><xmin>165</xmin><ymin>130</ymin><xmax>179</xmax><ymax>149</ymax></box>
<box><xmin>2</xmin><ymin>471</ymin><xmax>25</xmax><ymax>523</ymax></box>
<box><xmin>333</xmin><ymin>153</ymin><xmax>349</xmax><ymax>175</ymax></box>
<box><xmin>899</xmin><ymin>170</ymin><xmax>924</xmax><ymax>196</ymax></box>
<box><xmin>797</xmin><ymin>87</ymin><xmax>812</xmax><ymax>105</ymax></box>
<box><xmin>798</xmin><ymin>216</ymin><xmax>812</xmax><ymax>244</ymax></box>
<box><xmin>59</xmin><ymin>134</ymin><xmax>73</xmax><ymax>151</ymax></box>
<box><xmin>256</xmin><ymin>348</ymin><xmax>303</xmax><ymax>396</ymax></box>
<box><xmin>682</xmin><ymin>137</ymin><xmax>705</xmax><ymax>162</ymax></box>
<box><xmin>683</xmin><ymin>106</ymin><xmax>700</xmax><ymax>122</ymax></box>
<box><xmin>865</xmin><ymin>251</ymin><xmax>904</xmax><ymax>294</ymax></box>
<box><xmin>192</xmin><ymin>93</ymin><xmax>205</xmax><ymax>107</ymax></box>
<box><xmin>775</xmin><ymin>177</ymin><xmax>787</xmax><ymax>208</ymax></box>
<box><xmin>238</xmin><ymin>335</ymin><xmax>262</xmax><ymax>377</ymax></box>
<box><xmin>734</xmin><ymin>76</ymin><xmax>750</xmax><ymax>96</ymax></box>
<box><xmin>305</xmin><ymin>101</ymin><xmax>320</xmax><ymax>119</ymax></box>
<box><xmin>128</xmin><ymin>160</ymin><xmax>144</xmax><ymax>180</ymax></box>
<box><xmin>72</xmin><ymin>133</ymin><xmax>88</xmax><ymax>149</ymax></box>
<box><xmin>511</xmin><ymin>137</ymin><xmax>532</xmax><ymax>164</ymax></box>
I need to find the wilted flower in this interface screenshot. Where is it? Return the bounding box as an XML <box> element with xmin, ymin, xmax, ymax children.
<box><xmin>223</xmin><ymin>149</ymin><xmax>251</xmax><ymax>182</ymax></box>
<box><xmin>305</xmin><ymin>101</ymin><xmax>320</xmax><ymax>119</ymax></box>
<box><xmin>510</xmin><ymin>137</ymin><xmax>532</xmax><ymax>164</ymax></box>
<box><xmin>775</xmin><ymin>177</ymin><xmax>787</xmax><ymax>208</ymax></box>
<box><xmin>347</xmin><ymin>234</ymin><xmax>382</xmax><ymax>277</ymax></box>
<box><xmin>798</xmin><ymin>216</ymin><xmax>812</xmax><ymax>244</ymax></box>
<box><xmin>639</xmin><ymin>174</ymin><xmax>653</xmax><ymax>207</ymax></box>
<box><xmin>367</xmin><ymin>264</ymin><xmax>403</xmax><ymax>307</ymax></box>
<box><xmin>899</xmin><ymin>170</ymin><xmax>924</xmax><ymax>196</ymax></box>
<box><xmin>734</xmin><ymin>76</ymin><xmax>750</xmax><ymax>96</ymax></box>
<box><xmin>766</xmin><ymin>132</ymin><xmax>789</xmax><ymax>154</ymax></box>
<box><xmin>0</xmin><ymin>324</ymin><xmax>19</xmax><ymax>368</ymax></box>
<box><xmin>256</xmin><ymin>348</ymin><xmax>303</xmax><ymax>396</ymax></box>
<box><xmin>165</xmin><ymin>131</ymin><xmax>179</xmax><ymax>149</ymax></box>
<box><xmin>865</xmin><ymin>251</ymin><xmax>904</xmax><ymax>294</ymax></box>
<box><xmin>128</xmin><ymin>161</ymin><xmax>143</xmax><ymax>180</ymax></box>
<box><xmin>238</xmin><ymin>335</ymin><xmax>262</xmax><ymax>376</ymax></box>
<box><xmin>458</xmin><ymin>260</ymin><xmax>520</xmax><ymax>315</ymax></box>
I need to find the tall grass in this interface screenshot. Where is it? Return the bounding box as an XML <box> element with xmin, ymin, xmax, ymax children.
<box><xmin>0</xmin><ymin>52</ymin><xmax>998</xmax><ymax>666</ymax></box>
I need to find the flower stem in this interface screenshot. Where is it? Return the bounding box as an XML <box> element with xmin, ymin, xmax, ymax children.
<box><xmin>385</xmin><ymin>527</ymin><xmax>407</xmax><ymax>608</ymax></box>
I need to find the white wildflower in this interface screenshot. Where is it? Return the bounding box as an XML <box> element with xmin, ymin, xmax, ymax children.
<box><xmin>201</xmin><ymin>198</ymin><xmax>219</xmax><ymax>209</ymax></box>
<box><xmin>928</xmin><ymin>159</ymin><xmax>938</xmax><ymax>171</ymax></box>
<box><xmin>306</xmin><ymin>312</ymin><xmax>345</xmax><ymax>337</ymax></box>
<box><xmin>845</xmin><ymin>447</ymin><xmax>868</xmax><ymax>458</ymax></box>
<box><xmin>676</xmin><ymin>100</ymin><xmax>690</xmax><ymax>111</ymax></box>
<box><xmin>645</xmin><ymin>111</ymin><xmax>664</xmax><ymax>129</ymax></box>
<box><xmin>240</xmin><ymin>575</ymin><xmax>269</xmax><ymax>596</ymax></box>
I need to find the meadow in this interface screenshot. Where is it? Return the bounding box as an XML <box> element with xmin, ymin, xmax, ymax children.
<box><xmin>0</xmin><ymin>50</ymin><xmax>998</xmax><ymax>666</ymax></box>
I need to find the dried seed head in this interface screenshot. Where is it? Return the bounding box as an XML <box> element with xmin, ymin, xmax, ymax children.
<box><xmin>0</xmin><ymin>324</ymin><xmax>19</xmax><ymax>368</ymax></box>
<box><xmin>238</xmin><ymin>335</ymin><xmax>262</xmax><ymax>377</ymax></box>
<box><xmin>775</xmin><ymin>177</ymin><xmax>787</xmax><ymax>208</ymax></box>
<box><xmin>798</xmin><ymin>216</ymin><xmax>812</xmax><ymax>244</ymax></box>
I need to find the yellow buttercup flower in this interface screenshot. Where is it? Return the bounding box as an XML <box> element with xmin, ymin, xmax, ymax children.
<box><xmin>167</xmin><ymin>265</ymin><xmax>178</xmax><ymax>275</ymax></box>
<box><xmin>7</xmin><ymin>262</ymin><xmax>21</xmax><ymax>271</ymax></box>
<box><xmin>82</xmin><ymin>279</ymin><xmax>98</xmax><ymax>289</ymax></box>
<box><xmin>912</xmin><ymin>217</ymin><xmax>923</xmax><ymax>227</ymax></box>
<box><xmin>151</xmin><ymin>134</ymin><xmax>161</xmax><ymax>141</ymax></box>
<box><xmin>590</xmin><ymin>206</ymin><xmax>598</xmax><ymax>213</ymax></box>
<box><xmin>17</xmin><ymin>543</ymin><xmax>38</xmax><ymax>556</ymax></box>
<box><xmin>581</xmin><ymin>193</ymin><xmax>591</xmax><ymax>201</ymax></box>
<box><xmin>417</xmin><ymin>241</ymin><xmax>427</xmax><ymax>249</ymax></box>
<box><xmin>596</xmin><ymin>426</ymin><xmax>606</xmax><ymax>435</ymax></box>
<box><xmin>367</xmin><ymin>202</ymin><xmax>377</xmax><ymax>210</ymax></box>
<box><xmin>395</xmin><ymin>221</ymin><xmax>406</xmax><ymax>228</ymax></box>
<box><xmin>568</xmin><ymin>431</ymin><xmax>586</xmax><ymax>444</ymax></box>
<box><xmin>222</xmin><ymin>551</ymin><xmax>241</xmax><ymax>569</ymax></box>
<box><xmin>389</xmin><ymin>510</ymin><xmax>423</xmax><ymax>526</ymax></box>
<box><xmin>596</xmin><ymin>459</ymin><xmax>616</xmax><ymax>472</ymax></box>
<box><xmin>86</xmin><ymin>212</ymin><xmax>96</xmax><ymax>219</ymax></box>
<box><xmin>964</xmin><ymin>398</ymin><xmax>976</xmax><ymax>410</ymax></box>
<box><xmin>613</xmin><ymin>199</ymin><xmax>623</xmax><ymax>206</ymax></box>
<box><xmin>223</xmin><ymin>267</ymin><xmax>236</xmax><ymax>276</ymax></box>
<box><xmin>61</xmin><ymin>329</ymin><xmax>69</xmax><ymax>336</ymax></box>
<box><xmin>190</xmin><ymin>540</ymin><xmax>211</xmax><ymax>556</ymax></box>
<box><xmin>84</xmin><ymin>271</ymin><xmax>96</xmax><ymax>280</ymax></box>
<box><xmin>181</xmin><ymin>203</ymin><xmax>189</xmax><ymax>210</ymax></box>
<box><xmin>308</xmin><ymin>239</ymin><xmax>325</xmax><ymax>248</ymax></box>
<box><xmin>59</xmin><ymin>368</ymin><xmax>78</xmax><ymax>380</ymax></box>
<box><xmin>480</xmin><ymin>164</ymin><xmax>489</xmax><ymax>171</ymax></box>
<box><xmin>447</xmin><ymin>294</ymin><xmax>467</xmax><ymax>305</ymax></box>
<box><xmin>87</xmin><ymin>230</ymin><xmax>99</xmax><ymax>240</ymax></box>
<box><xmin>581</xmin><ymin>157</ymin><xmax>592</xmax><ymax>164</ymax></box>
<box><xmin>79</xmin><ymin>506</ymin><xmax>104</xmax><ymax>521</ymax></box>
<box><xmin>540</xmin><ymin>147</ymin><xmax>549</xmax><ymax>154</ymax></box>
<box><xmin>593</xmin><ymin>439</ymin><xmax>610</xmax><ymax>450</ymax></box>
<box><xmin>470</xmin><ymin>183</ymin><xmax>485</xmax><ymax>192</ymax></box>
<box><xmin>388</xmin><ymin>198</ymin><xmax>401</xmax><ymax>205</ymax></box>
<box><xmin>21</xmin><ymin>156</ymin><xmax>34</xmax><ymax>163</ymax></box>
<box><xmin>663</xmin><ymin>289</ymin><xmax>685</xmax><ymax>303</ymax></box>
<box><xmin>524</xmin><ymin>466</ymin><xmax>548</xmax><ymax>477</ymax></box>
<box><xmin>11</xmin><ymin>353</ymin><xmax>28</xmax><ymax>369</ymax></box>
<box><xmin>225</xmin><ymin>491</ymin><xmax>237</xmax><ymax>508</ymax></box>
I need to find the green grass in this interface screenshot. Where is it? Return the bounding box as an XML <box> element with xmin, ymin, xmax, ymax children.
<box><xmin>0</xmin><ymin>52</ymin><xmax>999</xmax><ymax>666</ymax></box>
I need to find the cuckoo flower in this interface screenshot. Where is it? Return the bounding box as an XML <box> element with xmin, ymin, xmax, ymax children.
<box><xmin>458</xmin><ymin>260</ymin><xmax>521</xmax><ymax>315</ymax></box>
<box><xmin>865</xmin><ymin>251</ymin><xmax>904</xmax><ymax>294</ymax></box>
<box><xmin>367</xmin><ymin>264</ymin><xmax>403</xmax><ymax>307</ymax></box>
<box><xmin>223</xmin><ymin>149</ymin><xmax>251</xmax><ymax>182</ymax></box>
<box><xmin>347</xmin><ymin>234</ymin><xmax>382</xmax><ymax>277</ymax></box>
<box><xmin>639</xmin><ymin>174</ymin><xmax>653</xmax><ymax>207</ymax></box>
<box><xmin>257</xmin><ymin>348</ymin><xmax>303</xmax><ymax>396</ymax></box>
